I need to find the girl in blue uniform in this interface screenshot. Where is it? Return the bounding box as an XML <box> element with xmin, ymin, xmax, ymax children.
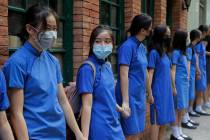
<box><xmin>76</xmin><ymin>25</ymin><xmax>125</xmax><ymax>140</ymax></box>
<box><xmin>3</xmin><ymin>5</ymin><xmax>86</xmax><ymax>140</ymax></box>
<box><xmin>185</xmin><ymin>30</ymin><xmax>201</xmax><ymax>119</ymax></box>
<box><xmin>195</xmin><ymin>25</ymin><xmax>210</xmax><ymax>115</ymax></box>
<box><xmin>148</xmin><ymin>25</ymin><xmax>175</xmax><ymax>140</ymax></box>
<box><xmin>115</xmin><ymin>14</ymin><xmax>153</xmax><ymax>140</ymax></box>
<box><xmin>0</xmin><ymin>69</ymin><xmax>14</xmax><ymax>140</ymax></box>
<box><xmin>170</xmin><ymin>30</ymin><xmax>191</xmax><ymax>140</ymax></box>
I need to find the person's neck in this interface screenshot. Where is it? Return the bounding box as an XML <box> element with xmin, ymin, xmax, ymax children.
<box><xmin>191</xmin><ymin>41</ymin><xmax>197</xmax><ymax>46</ymax></box>
<box><xmin>28</xmin><ymin>38</ymin><xmax>43</xmax><ymax>53</ymax></box>
<box><xmin>135</xmin><ymin>34</ymin><xmax>145</xmax><ymax>42</ymax></box>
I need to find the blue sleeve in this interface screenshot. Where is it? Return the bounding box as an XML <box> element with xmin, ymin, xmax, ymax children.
<box><xmin>148</xmin><ymin>50</ymin><xmax>158</xmax><ymax>69</ymax></box>
<box><xmin>172</xmin><ymin>50</ymin><xmax>179</xmax><ymax>65</ymax></box>
<box><xmin>118</xmin><ymin>43</ymin><xmax>133</xmax><ymax>66</ymax></box>
<box><xmin>3</xmin><ymin>61</ymin><xmax>26</xmax><ymax>89</ymax></box>
<box><xmin>186</xmin><ymin>48</ymin><xmax>192</xmax><ymax>61</ymax></box>
<box><xmin>195</xmin><ymin>43</ymin><xmax>201</xmax><ymax>54</ymax></box>
<box><xmin>0</xmin><ymin>70</ymin><xmax>9</xmax><ymax>111</ymax></box>
<box><xmin>76</xmin><ymin>64</ymin><xmax>94</xmax><ymax>94</ymax></box>
<box><xmin>55</xmin><ymin>60</ymin><xmax>63</xmax><ymax>84</ymax></box>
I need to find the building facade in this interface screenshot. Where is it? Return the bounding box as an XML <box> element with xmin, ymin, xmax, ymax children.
<box><xmin>188</xmin><ymin>0</ymin><xmax>210</xmax><ymax>31</ymax></box>
<box><xmin>0</xmin><ymin>0</ymin><xmax>189</xmax><ymax>139</ymax></box>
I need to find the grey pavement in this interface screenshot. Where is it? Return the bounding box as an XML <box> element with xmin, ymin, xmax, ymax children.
<box><xmin>165</xmin><ymin>110</ymin><xmax>210</xmax><ymax>140</ymax></box>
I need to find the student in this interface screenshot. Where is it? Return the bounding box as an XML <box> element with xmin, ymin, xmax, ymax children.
<box><xmin>76</xmin><ymin>25</ymin><xmax>125</xmax><ymax>140</ymax></box>
<box><xmin>0</xmin><ymin>69</ymin><xmax>14</xmax><ymax>140</ymax></box>
<box><xmin>170</xmin><ymin>30</ymin><xmax>191</xmax><ymax>140</ymax></box>
<box><xmin>181</xmin><ymin>30</ymin><xmax>201</xmax><ymax>129</ymax></box>
<box><xmin>186</xmin><ymin>29</ymin><xmax>201</xmax><ymax>118</ymax></box>
<box><xmin>148</xmin><ymin>25</ymin><xmax>176</xmax><ymax>140</ymax></box>
<box><xmin>195</xmin><ymin>25</ymin><xmax>210</xmax><ymax>114</ymax></box>
<box><xmin>3</xmin><ymin>4</ymin><xmax>86</xmax><ymax>140</ymax></box>
<box><xmin>204</xmin><ymin>26</ymin><xmax>210</xmax><ymax>108</ymax></box>
<box><xmin>115</xmin><ymin>14</ymin><xmax>154</xmax><ymax>140</ymax></box>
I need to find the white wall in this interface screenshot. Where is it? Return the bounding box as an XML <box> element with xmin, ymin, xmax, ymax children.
<box><xmin>207</xmin><ymin>0</ymin><xmax>210</xmax><ymax>25</ymax></box>
<box><xmin>187</xmin><ymin>0</ymin><xmax>200</xmax><ymax>31</ymax></box>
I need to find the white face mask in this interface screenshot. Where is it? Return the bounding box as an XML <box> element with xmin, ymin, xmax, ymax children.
<box><xmin>36</xmin><ymin>31</ymin><xmax>57</xmax><ymax>50</ymax></box>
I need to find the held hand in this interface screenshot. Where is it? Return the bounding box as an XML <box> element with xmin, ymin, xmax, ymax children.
<box><xmin>76</xmin><ymin>132</ymin><xmax>88</xmax><ymax>140</ymax></box>
<box><xmin>173</xmin><ymin>88</ymin><xmax>177</xmax><ymax>96</ymax></box>
<box><xmin>148</xmin><ymin>94</ymin><xmax>154</xmax><ymax>104</ymax></box>
<box><xmin>121</xmin><ymin>102</ymin><xmax>131</xmax><ymax>118</ymax></box>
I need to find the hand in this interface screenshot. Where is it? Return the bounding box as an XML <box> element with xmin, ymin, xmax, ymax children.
<box><xmin>173</xmin><ymin>88</ymin><xmax>177</xmax><ymax>96</ymax></box>
<box><xmin>76</xmin><ymin>133</ymin><xmax>88</xmax><ymax>140</ymax></box>
<box><xmin>121</xmin><ymin>102</ymin><xmax>131</xmax><ymax>118</ymax></box>
<box><xmin>148</xmin><ymin>94</ymin><xmax>154</xmax><ymax>104</ymax></box>
<box><xmin>116</xmin><ymin>104</ymin><xmax>123</xmax><ymax>112</ymax></box>
<box><xmin>196</xmin><ymin>70</ymin><xmax>201</xmax><ymax>80</ymax></box>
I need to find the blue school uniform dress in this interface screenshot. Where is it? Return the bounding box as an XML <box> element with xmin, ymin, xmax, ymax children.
<box><xmin>0</xmin><ymin>70</ymin><xmax>9</xmax><ymax>111</ymax></box>
<box><xmin>148</xmin><ymin>50</ymin><xmax>175</xmax><ymax>125</ymax></box>
<box><xmin>3</xmin><ymin>41</ymin><xmax>66</xmax><ymax>140</ymax></box>
<box><xmin>186</xmin><ymin>45</ymin><xmax>197</xmax><ymax>101</ymax></box>
<box><xmin>115</xmin><ymin>36</ymin><xmax>147</xmax><ymax>135</ymax></box>
<box><xmin>172</xmin><ymin>50</ymin><xmax>189</xmax><ymax>109</ymax></box>
<box><xmin>76</xmin><ymin>55</ymin><xmax>125</xmax><ymax>140</ymax></box>
<box><xmin>195</xmin><ymin>42</ymin><xmax>207</xmax><ymax>92</ymax></box>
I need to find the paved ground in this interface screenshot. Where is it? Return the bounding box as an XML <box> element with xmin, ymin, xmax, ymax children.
<box><xmin>165</xmin><ymin>110</ymin><xmax>210</xmax><ymax>140</ymax></box>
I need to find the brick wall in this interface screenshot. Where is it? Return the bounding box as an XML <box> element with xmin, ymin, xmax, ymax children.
<box><xmin>72</xmin><ymin>0</ymin><xmax>99</xmax><ymax>80</ymax></box>
<box><xmin>0</xmin><ymin>0</ymin><xmax>8</xmax><ymax>67</ymax></box>
<box><xmin>154</xmin><ymin>0</ymin><xmax>167</xmax><ymax>26</ymax></box>
<box><xmin>124</xmin><ymin>0</ymin><xmax>141</xmax><ymax>31</ymax></box>
<box><xmin>172</xmin><ymin>0</ymin><xmax>188</xmax><ymax>33</ymax></box>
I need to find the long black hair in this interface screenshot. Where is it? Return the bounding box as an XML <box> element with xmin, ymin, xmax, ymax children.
<box><xmin>89</xmin><ymin>25</ymin><xmax>114</xmax><ymax>56</ymax></box>
<box><xmin>172</xmin><ymin>30</ymin><xmax>188</xmax><ymax>55</ymax></box>
<box><xmin>18</xmin><ymin>4</ymin><xmax>58</xmax><ymax>44</ymax></box>
<box><xmin>128</xmin><ymin>13</ymin><xmax>152</xmax><ymax>36</ymax></box>
<box><xmin>148</xmin><ymin>25</ymin><xmax>170</xmax><ymax>56</ymax></box>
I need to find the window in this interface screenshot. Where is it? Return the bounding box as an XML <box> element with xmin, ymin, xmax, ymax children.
<box><xmin>141</xmin><ymin>0</ymin><xmax>154</xmax><ymax>17</ymax></box>
<box><xmin>100</xmin><ymin>0</ymin><xmax>124</xmax><ymax>75</ymax></box>
<box><xmin>8</xmin><ymin>0</ymin><xmax>73</xmax><ymax>83</ymax></box>
<box><xmin>166</xmin><ymin>0</ymin><xmax>173</xmax><ymax>28</ymax></box>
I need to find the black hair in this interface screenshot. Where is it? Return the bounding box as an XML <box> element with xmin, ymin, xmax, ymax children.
<box><xmin>89</xmin><ymin>25</ymin><xmax>114</xmax><ymax>56</ymax></box>
<box><xmin>128</xmin><ymin>13</ymin><xmax>152</xmax><ymax>36</ymax></box>
<box><xmin>172</xmin><ymin>30</ymin><xmax>188</xmax><ymax>55</ymax></box>
<box><xmin>148</xmin><ymin>25</ymin><xmax>170</xmax><ymax>56</ymax></box>
<box><xmin>198</xmin><ymin>25</ymin><xmax>209</xmax><ymax>33</ymax></box>
<box><xmin>190</xmin><ymin>29</ymin><xmax>201</xmax><ymax>42</ymax></box>
<box><xmin>18</xmin><ymin>4</ymin><xmax>58</xmax><ymax>44</ymax></box>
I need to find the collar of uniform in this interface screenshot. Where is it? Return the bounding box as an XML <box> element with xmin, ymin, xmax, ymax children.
<box><xmin>90</xmin><ymin>54</ymin><xmax>106</xmax><ymax>65</ymax></box>
<box><xmin>24</xmin><ymin>41</ymin><xmax>42</xmax><ymax>57</ymax></box>
<box><xmin>130</xmin><ymin>36</ymin><xmax>142</xmax><ymax>46</ymax></box>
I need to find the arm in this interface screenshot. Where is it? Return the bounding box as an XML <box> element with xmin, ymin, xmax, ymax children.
<box><xmin>171</xmin><ymin>65</ymin><xmax>177</xmax><ymax>96</ymax></box>
<box><xmin>147</xmin><ymin>69</ymin><xmax>154</xmax><ymax>104</ymax></box>
<box><xmin>81</xmin><ymin>94</ymin><xmax>92</xmax><ymax>138</ymax></box>
<box><xmin>8</xmin><ymin>88</ymin><xmax>29</xmax><ymax>140</ymax></box>
<box><xmin>57</xmin><ymin>84</ymin><xmax>86</xmax><ymax>140</ymax></box>
<box><xmin>195</xmin><ymin>53</ymin><xmax>201</xmax><ymax>79</ymax></box>
<box><xmin>206</xmin><ymin>51</ymin><xmax>210</xmax><ymax>56</ymax></box>
<box><xmin>0</xmin><ymin>111</ymin><xmax>14</xmax><ymax>140</ymax></box>
<box><xmin>119</xmin><ymin>65</ymin><xmax>131</xmax><ymax>118</ymax></box>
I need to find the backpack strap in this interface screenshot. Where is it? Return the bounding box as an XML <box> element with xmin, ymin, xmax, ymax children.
<box><xmin>82</xmin><ymin>60</ymin><xmax>96</xmax><ymax>81</ymax></box>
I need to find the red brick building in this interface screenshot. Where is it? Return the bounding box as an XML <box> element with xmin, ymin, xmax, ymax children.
<box><xmin>0</xmin><ymin>0</ymin><xmax>189</xmax><ymax>139</ymax></box>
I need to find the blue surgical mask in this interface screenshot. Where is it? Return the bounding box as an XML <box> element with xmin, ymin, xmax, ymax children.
<box><xmin>37</xmin><ymin>31</ymin><xmax>57</xmax><ymax>50</ymax></box>
<box><xmin>93</xmin><ymin>43</ymin><xmax>113</xmax><ymax>60</ymax></box>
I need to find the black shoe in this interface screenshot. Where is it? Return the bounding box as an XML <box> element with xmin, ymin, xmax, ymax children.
<box><xmin>181</xmin><ymin>134</ymin><xmax>192</xmax><ymax>140</ymax></box>
<box><xmin>195</xmin><ymin>110</ymin><xmax>210</xmax><ymax>116</ymax></box>
<box><xmin>170</xmin><ymin>134</ymin><xmax>184</xmax><ymax>140</ymax></box>
<box><xmin>189</xmin><ymin>111</ymin><xmax>200</xmax><ymax>117</ymax></box>
<box><xmin>181</xmin><ymin>122</ymin><xmax>197</xmax><ymax>129</ymax></box>
<box><xmin>189</xmin><ymin>119</ymin><xmax>199</xmax><ymax>126</ymax></box>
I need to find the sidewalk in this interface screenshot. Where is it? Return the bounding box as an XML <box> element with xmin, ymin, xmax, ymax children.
<box><xmin>166</xmin><ymin>110</ymin><xmax>210</xmax><ymax>140</ymax></box>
